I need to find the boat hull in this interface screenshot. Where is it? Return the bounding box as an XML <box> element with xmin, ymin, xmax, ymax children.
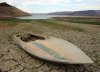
<box><xmin>13</xmin><ymin>34</ymin><xmax>93</xmax><ymax>64</ymax></box>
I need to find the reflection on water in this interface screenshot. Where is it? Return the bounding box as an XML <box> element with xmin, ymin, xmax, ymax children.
<box><xmin>17</xmin><ymin>14</ymin><xmax>69</xmax><ymax>19</ymax></box>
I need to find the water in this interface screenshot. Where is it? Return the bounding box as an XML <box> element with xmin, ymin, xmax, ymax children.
<box><xmin>17</xmin><ymin>14</ymin><xmax>69</xmax><ymax>19</ymax></box>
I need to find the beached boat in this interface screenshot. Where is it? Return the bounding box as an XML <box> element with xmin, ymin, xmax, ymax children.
<box><xmin>13</xmin><ymin>33</ymin><xmax>93</xmax><ymax>64</ymax></box>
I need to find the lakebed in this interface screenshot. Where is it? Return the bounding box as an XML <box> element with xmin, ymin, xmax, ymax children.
<box><xmin>0</xmin><ymin>17</ymin><xmax>100</xmax><ymax>72</ymax></box>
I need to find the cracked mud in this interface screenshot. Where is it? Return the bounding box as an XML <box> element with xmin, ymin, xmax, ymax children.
<box><xmin>0</xmin><ymin>20</ymin><xmax>100</xmax><ymax>72</ymax></box>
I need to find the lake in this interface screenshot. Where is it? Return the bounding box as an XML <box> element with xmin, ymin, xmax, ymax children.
<box><xmin>17</xmin><ymin>14</ymin><xmax>69</xmax><ymax>19</ymax></box>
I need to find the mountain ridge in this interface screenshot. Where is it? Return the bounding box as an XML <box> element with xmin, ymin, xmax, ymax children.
<box><xmin>0</xmin><ymin>2</ymin><xmax>30</xmax><ymax>18</ymax></box>
<box><xmin>48</xmin><ymin>10</ymin><xmax>100</xmax><ymax>16</ymax></box>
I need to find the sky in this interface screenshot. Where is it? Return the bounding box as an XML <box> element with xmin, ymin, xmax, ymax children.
<box><xmin>0</xmin><ymin>0</ymin><xmax>100</xmax><ymax>13</ymax></box>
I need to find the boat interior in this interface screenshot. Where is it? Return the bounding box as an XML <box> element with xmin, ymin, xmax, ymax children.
<box><xmin>17</xmin><ymin>33</ymin><xmax>45</xmax><ymax>42</ymax></box>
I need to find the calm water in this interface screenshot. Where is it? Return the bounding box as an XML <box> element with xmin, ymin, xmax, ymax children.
<box><xmin>17</xmin><ymin>14</ymin><xmax>69</xmax><ymax>19</ymax></box>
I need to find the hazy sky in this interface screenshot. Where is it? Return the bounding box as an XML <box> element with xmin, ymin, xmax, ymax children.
<box><xmin>0</xmin><ymin>0</ymin><xmax>100</xmax><ymax>13</ymax></box>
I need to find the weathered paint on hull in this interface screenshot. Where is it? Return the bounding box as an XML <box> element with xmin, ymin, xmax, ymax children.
<box><xmin>13</xmin><ymin>35</ymin><xmax>94</xmax><ymax>64</ymax></box>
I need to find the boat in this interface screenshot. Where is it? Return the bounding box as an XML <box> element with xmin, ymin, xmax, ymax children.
<box><xmin>13</xmin><ymin>33</ymin><xmax>94</xmax><ymax>64</ymax></box>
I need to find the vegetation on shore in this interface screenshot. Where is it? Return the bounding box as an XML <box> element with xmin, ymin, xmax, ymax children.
<box><xmin>34</xmin><ymin>19</ymin><xmax>84</xmax><ymax>32</ymax></box>
<box><xmin>0</xmin><ymin>16</ymin><xmax>100</xmax><ymax>33</ymax></box>
<box><xmin>0</xmin><ymin>19</ymin><xmax>33</xmax><ymax>26</ymax></box>
<box><xmin>0</xmin><ymin>18</ymin><xmax>85</xmax><ymax>32</ymax></box>
<box><xmin>53</xmin><ymin>17</ymin><xmax>100</xmax><ymax>25</ymax></box>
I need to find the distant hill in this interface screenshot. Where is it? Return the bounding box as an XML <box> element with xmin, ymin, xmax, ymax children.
<box><xmin>0</xmin><ymin>2</ymin><xmax>30</xmax><ymax>18</ymax></box>
<box><xmin>48</xmin><ymin>10</ymin><xmax>100</xmax><ymax>16</ymax></box>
